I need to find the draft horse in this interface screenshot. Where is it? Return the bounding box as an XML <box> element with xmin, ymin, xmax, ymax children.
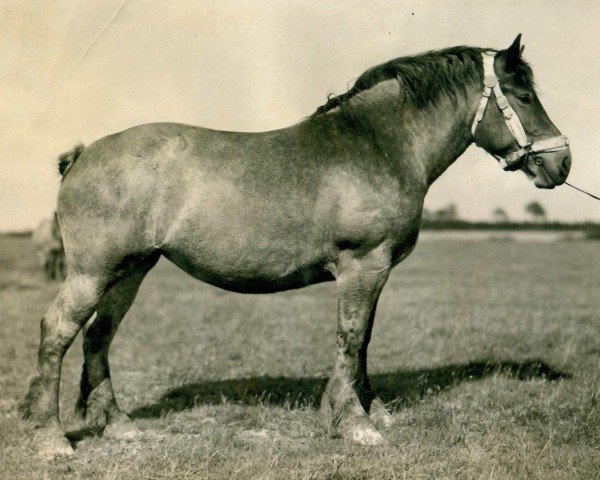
<box><xmin>20</xmin><ymin>35</ymin><xmax>571</xmax><ymax>456</ymax></box>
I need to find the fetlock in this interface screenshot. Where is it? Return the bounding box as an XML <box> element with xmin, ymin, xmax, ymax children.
<box><xmin>320</xmin><ymin>374</ymin><xmax>385</xmax><ymax>445</ymax></box>
<box><xmin>320</xmin><ymin>375</ymin><xmax>366</xmax><ymax>429</ymax></box>
<box><xmin>19</xmin><ymin>375</ymin><xmax>55</xmax><ymax>426</ymax></box>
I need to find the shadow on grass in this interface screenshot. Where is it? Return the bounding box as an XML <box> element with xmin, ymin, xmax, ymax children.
<box><xmin>130</xmin><ymin>359</ymin><xmax>570</xmax><ymax>419</ymax></box>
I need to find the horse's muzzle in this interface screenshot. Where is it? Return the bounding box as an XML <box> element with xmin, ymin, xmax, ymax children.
<box><xmin>530</xmin><ymin>148</ymin><xmax>572</xmax><ymax>189</ymax></box>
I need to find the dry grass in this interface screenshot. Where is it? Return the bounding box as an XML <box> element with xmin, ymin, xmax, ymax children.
<box><xmin>1</xmin><ymin>235</ymin><xmax>599</xmax><ymax>479</ymax></box>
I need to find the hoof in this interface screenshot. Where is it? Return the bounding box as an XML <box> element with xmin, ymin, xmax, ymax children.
<box><xmin>103</xmin><ymin>418</ymin><xmax>141</xmax><ymax>442</ymax></box>
<box><xmin>339</xmin><ymin>417</ymin><xmax>385</xmax><ymax>446</ymax></box>
<box><xmin>33</xmin><ymin>427</ymin><xmax>75</xmax><ymax>459</ymax></box>
<box><xmin>369</xmin><ymin>398</ymin><xmax>396</xmax><ymax>430</ymax></box>
<box><xmin>347</xmin><ymin>423</ymin><xmax>384</xmax><ymax>445</ymax></box>
<box><xmin>77</xmin><ymin>379</ymin><xmax>116</xmax><ymax>429</ymax></box>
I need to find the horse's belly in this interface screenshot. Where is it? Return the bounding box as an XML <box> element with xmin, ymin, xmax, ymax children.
<box><xmin>162</xmin><ymin>245</ymin><xmax>333</xmax><ymax>293</ymax></box>
<box><xmin>157</xmin><ymin>174</ymin><xmax>335</xmax><ymax>292</ymax></box>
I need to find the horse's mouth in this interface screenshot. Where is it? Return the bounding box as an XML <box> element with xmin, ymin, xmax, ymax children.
<box><xmin>533</xmin><ymin>176</ymin><xmax>556</xmax><ymax>189</ymax></box>
<box><xmin>522</xmin><ymin>156</ymin><xmax>564</xmax><ymax>189</ymax></box>
<box><xmin>532</xmin><ymin>165</ymin><xmax>557</xmax><ymax>189</ymax></box>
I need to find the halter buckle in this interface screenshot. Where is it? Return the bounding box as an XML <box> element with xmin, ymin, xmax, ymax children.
<box><xmin>496</xmin><ymin>95</ymin><xmax>509</xmax><ymax>111</ymax></box>
<box><xmin>483</xmin><ymin>75</ymin><xmax>497</xmax><ymax>88</ymax></box>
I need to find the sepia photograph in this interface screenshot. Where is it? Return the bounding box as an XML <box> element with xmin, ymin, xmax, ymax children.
<box><xmin>1</xmin><ymin>1</ymin><xmax>599</xmax><ymax>478</ymax></box>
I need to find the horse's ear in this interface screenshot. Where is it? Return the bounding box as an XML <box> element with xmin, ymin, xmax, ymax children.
<box><xmin>504</xmin><ymin>34</ymin><xmax>522</xmax><ymax>72</ymax></box>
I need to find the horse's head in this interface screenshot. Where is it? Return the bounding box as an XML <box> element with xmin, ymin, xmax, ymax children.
<box><xmin>472</xmin><ymin>35</ymin><xmax>571</xmax><ymax>189</ymax></box>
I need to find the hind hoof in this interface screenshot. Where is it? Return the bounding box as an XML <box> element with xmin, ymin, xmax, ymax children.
<box><xmin>33</xmin><ymin>427</ymin><xmax>75</xmax><ymax>459</ymax></box>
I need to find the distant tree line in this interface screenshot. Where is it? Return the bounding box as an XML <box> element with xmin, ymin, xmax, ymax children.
<box><xmin>420</xmin><ymin>200</ymin><xmax>594</xmax><ymax>231</ymax></box>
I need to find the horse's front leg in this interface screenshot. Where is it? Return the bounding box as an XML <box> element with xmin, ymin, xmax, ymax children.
<box><xmin>357</xmin><ymin>312</ymin><xmax>396</xmax><ymax>430</ymax></box>
<box><xmin>321</xmin><ymin>248</ymin><xmax>390</xmax><ymax>445</ymax></box>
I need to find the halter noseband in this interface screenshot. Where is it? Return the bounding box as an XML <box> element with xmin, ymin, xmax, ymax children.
<box><xmin>471</xmin><ymin>51</ymin><xmax>569</xmax><ymax>171</ymax></box>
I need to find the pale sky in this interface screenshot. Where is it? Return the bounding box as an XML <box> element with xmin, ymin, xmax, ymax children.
<box><xmin>2</xmin><ymin>0</ymin><xmax>599</xmax><ymax>231</ymax></box>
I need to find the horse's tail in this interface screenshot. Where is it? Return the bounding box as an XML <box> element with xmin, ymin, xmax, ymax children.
<box><xmin>58</xmin><ymin>144</ymin><xmax>85</xmax><ymax>178</ymax></box>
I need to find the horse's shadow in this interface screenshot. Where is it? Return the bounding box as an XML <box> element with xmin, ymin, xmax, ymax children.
<box><xmin>130</xmin><ymin>359</ymin><xmax>569</xmax><ymax>419</ymax></box>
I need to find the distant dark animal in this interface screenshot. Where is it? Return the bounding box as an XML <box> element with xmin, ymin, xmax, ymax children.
<box><xmin>31</xmin><ymin>214</ymin><xmax>66</xmax><ymax>281</ymax></box>
<box><xmin>20</xmin><ymin>35</ymin><xmax>571</xmax><ymax>457</ymax></box>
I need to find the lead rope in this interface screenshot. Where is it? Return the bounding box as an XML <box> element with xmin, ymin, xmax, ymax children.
<box><xmin>564</xmin><ymin>182</ymin><xmax>600</xmax><ymax>201</ymax></box>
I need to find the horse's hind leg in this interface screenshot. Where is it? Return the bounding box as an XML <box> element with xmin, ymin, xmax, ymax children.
<box><xmin>19</xmin><ymin>273</ymin><xmax>108</xmax><ymax>458</ymax></box>
<box><xmin>76</xmin><ymin>257</ymin><xmax>158</xmax><ymax>440</ymax></box>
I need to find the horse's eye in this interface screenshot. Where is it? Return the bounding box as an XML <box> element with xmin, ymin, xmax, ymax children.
<box><xmin>517</xmin><ymin>94</ymin><xmax>532</xmax><ymax>105</ymax></box>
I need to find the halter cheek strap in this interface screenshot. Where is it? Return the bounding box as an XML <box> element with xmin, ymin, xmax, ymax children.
<box><xmin>471</xmin><ymin>51</ymin><xmax>569</xmax><ymax>171</ymax></box>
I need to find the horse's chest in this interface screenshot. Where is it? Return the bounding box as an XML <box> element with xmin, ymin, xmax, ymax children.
<box><xmin>389</xmin><ymin>222</ymin><xmax>420</xmax><ymax>266</ymax></box>
<box><xmin>380</xmin><ymin>201</ymin><xmax>423</xmax><ymax>266</ymax></box>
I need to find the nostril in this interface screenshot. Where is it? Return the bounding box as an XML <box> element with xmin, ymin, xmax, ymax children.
<box><xmin>563</xmin><ymin>156</ymin><xmax>571</xmax><ymax>171</ymax></box>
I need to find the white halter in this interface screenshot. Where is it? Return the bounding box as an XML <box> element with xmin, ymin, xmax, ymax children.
<box><xmin>471</xmin><ymin>51</ymin><xmax>569</xmax><ymax>171</ymax></box>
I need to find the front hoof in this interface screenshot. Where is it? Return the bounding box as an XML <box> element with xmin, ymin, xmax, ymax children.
<box><xmin>340</xmin><ymin>417</ymin><xmax>384</xmax><ymax>446</ymax></box>
<box><xmin>348</xmin><ymin>423</ymin><xmax>384</xmax><ymax>445</ymax></box>
<box><xmin>369</xmin><ymin>398</ymin><xmax>396</xmax><ymax>430</ymax></box>
<box><xmin>33</xmin><ymin>427</ymin><xmax>75</xmax><ymax>459</ymax></box>
<box><xmin>103</xmin><ymin>418</ymin><xmax>141</xmax><ymax>442</ymax></box>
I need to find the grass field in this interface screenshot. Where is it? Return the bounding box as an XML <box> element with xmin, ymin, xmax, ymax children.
<box><xmin>1</xmin><ymin>234</ymin><xmax>599</xmax><ymax>479</ymax></box>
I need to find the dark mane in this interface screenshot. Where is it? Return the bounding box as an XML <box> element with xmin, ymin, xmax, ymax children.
<box><xmin>312</xmin><ymin>46</ymin><xmax>535</xmax><ymax>116</ymax></box>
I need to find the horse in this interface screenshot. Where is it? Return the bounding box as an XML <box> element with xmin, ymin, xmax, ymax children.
<box><xmin>31</xmin><ymin>213</ymin><xmax>66</xmax><ymax>281</ymax></box>
<box><xmin>19</xmin><ymin>35</ymin><xmax>571</xmax><ymax>457</ymax></box>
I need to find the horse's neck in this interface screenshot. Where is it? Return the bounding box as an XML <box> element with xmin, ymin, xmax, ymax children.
<box><xmin>408</xmin><ymin>95</ymin><xmax>479</xmax><ymax>186</ymax></box>
<box><xmin>326</xmin><ymin>79</ymin><xmax>480</xmax><ymax>189</ymax></box>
